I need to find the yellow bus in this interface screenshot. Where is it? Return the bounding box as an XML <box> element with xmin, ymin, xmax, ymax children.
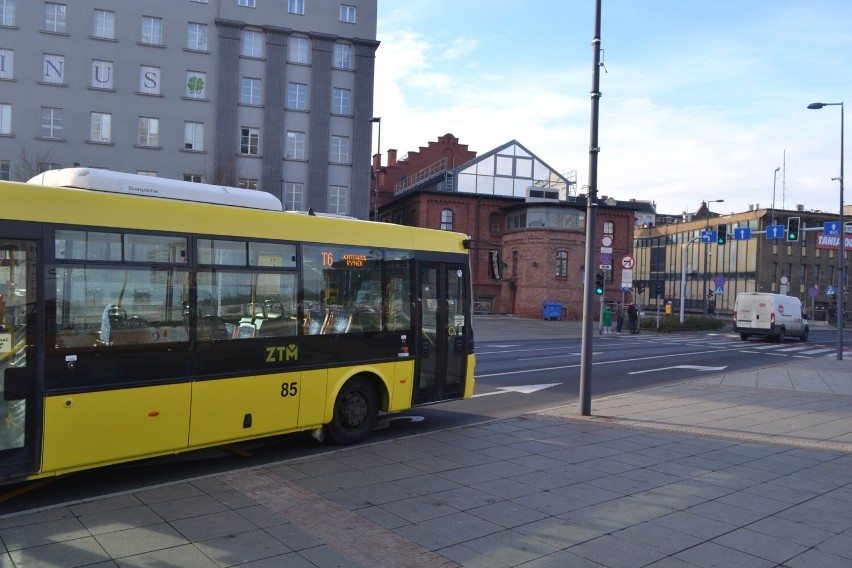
<box><xmin>0</xmin><ymin>169</ymin><xmax>475</xmax><ymax>483</ymax></box>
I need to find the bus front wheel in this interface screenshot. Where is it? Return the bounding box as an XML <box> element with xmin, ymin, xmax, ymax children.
<box><xmin>325</xmin><ymin>377</ymin><xmax>378</xmax><ymax>445</ymax></box>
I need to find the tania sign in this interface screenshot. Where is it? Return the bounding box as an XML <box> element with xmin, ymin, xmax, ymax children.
<box><xmin>815</xmin><ymin>231</ymin><xmax>852</xmax><ymax>250</ymax></box>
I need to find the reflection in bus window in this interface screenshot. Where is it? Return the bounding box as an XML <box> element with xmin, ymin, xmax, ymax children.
<box><xmin>50</xmin><ymin>266</ymin><xmax>189</xmax><ymax>349</ymax></box>
<box><xmin>302</xmin><ymin>245</ymin><xmax>411</xmax><ymax>334</ymax></box>
<box><xmin>196</xmin><ymin>270</ymin><xmax>297</xmax><ymax>339</ymax></box>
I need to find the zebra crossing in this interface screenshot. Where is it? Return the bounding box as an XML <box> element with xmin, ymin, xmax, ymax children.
<box><xmin>618</xmin><ymin>332</ymin><xmax>839</xmax><ymax>358</ymax></box>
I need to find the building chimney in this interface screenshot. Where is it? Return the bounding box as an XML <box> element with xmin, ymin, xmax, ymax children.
<box><xmin>387</xmin><ymin>149</ymin><xmax>397</xmax><ymax>168</ymax></box>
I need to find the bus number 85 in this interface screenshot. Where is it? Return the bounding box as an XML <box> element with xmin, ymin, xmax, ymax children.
<box><xmin>281</xmin><ymin>382</ymin><xmax>298</xmax><ymax>397</ymax></box>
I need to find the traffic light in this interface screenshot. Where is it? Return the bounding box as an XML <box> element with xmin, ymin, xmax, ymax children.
<box><xmin>716</xmin><ymin>223</ymin><xmax>727</xmax><ymax>245</ymax></box>
<box><xmin>655</xmin><ymin>282</ymin><xmax>664</xmax><ymax>296</ymax></box>
<box><xmin>786</xmin><ymin>217</ymin><xmax>800</xmax><ymax>242</ymax></box>
<box><xmin>637</xmin><ymin>284</ymin><xmax>645</xmax><ymax>293</ymax></box>
<box><xmin>595</xmin><ymin>273</ymin><xmax>604</xmax><ymax>295</ymax></box>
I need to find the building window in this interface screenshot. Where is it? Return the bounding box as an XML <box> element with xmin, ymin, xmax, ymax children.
<box><xmin>0</xmin><ymin>160</ymin><xmax>9</xmax><ymax>180</ymax></box>
<box><xmin>603</xmin><ymin>221</ymin><xmax>614</xmax><ymax>235</ymax></box>
<box><xmin>142</xmin><ymin>16</ymin><xmax>163</xmax><ymax>45</ymax></box>
<box><xmin>489</xmin><ymin>212</ymin><xmax>500</xmax><ymax>234</ymax></box>
<box><xmin>241</xmin><ymin>30</ymin><xmax>263</xmax><ymax>58</ymax></box>
<box><xmin>190</xmin><ymin>0</ymin><xmax>208</xmax><ymax>3</ymax></box>
<box><xmin>184</xmin><ymin>173</ymin><xmax>202</xmax><ymax>182</ymax></box>
<box><xmin>91</xmin><ymin>59</ymin><xmax>113</xmax><ymax>89</ymax></box>
<box><xmin>44</xmin><ymin>2</ymin><xmax>66</xmax><ymax>33</ymax></box>
<box><xmin>184</xmin><ymin>121</ymin><xmax>204</xmax><ymax>151</ymax></box>
<box><xmin>239</xmin><ymin>178</ymin><xmax>258</xmax><ymax>190</ymax></box>
<box><xmin>0</xmin><ymin>48</ymin><xmax>13</xmax><ymax>79</ymax></box>
<box><xmin>331</xmin><ymin>88</ymin><xmax>351</xmax><ymax>115</ymax></box>
<box><xmin>89</xmin><ymin>112</ymin><xmax>111</xmax><ymax>143</ymax></box>
<box><xmin>40</xmin><ymin>107</ymin><xmax>63</xmax><ymax>138</ymax></box>
<box><xmin>138</xmin><ymin>117</ymin><xmax>159</xmax><ymax>146</ymax></box>
<box><xmin>289</xmin><ymin>36</ymin><xmax>308</xmax><ymax>64</ymax></box>
<box><xmin>333</xmin><ymin>43</ymin><xmax>353</xmax><ymax>69</ymax></box>
<box><xmin>139</xmin><ymin>65</ymin><xmax>161</xmax><ymax>94</ymax></box>
<box><xmin>340</xmin><ymin>5</ymin><xmax>356</xmax><ymax>23</ymax></box>
<box><xmin>187</xmin><ymin>22</ymin><xmax>208</xmax><ymax>50</ymax></box>
<box><xmin>283</xmin><ymin>181</ymin><xmax>303</xmax><ymax>210</ymax></box>
<box><xmin>287</xmin><ymin>82</ymin><xmax>307</xmax><ymax>110</ymax></box>
<box><xmin>42</xmin><ymin>54</ymin><xmax>65</xmax><ymax>84</ymax></box>
<box><xmin>440</xmin><ymin>209</ymin><xmax>453</xmax><ymax>231</ymax></box>
<box><xmin>286</xmin><ymin>131</ymin><xmax>305</xmax><ymax>159</ymax></box>
<box><xmin>330</xmin><ymin>136</ymin><xmax>349</xmax><ymax>163</ymax></box>
<box><xmin>329</xmin><ymin>185</ymin><xmax>348</xmax><ymax>215</ymax></box>
<box><xmin>556</xmin><ymin>251</ymin><xmax>568</xmax><ymax>278</ymax></box>
<box><xmin>0</xmin><ymin>103</ymin><xmax>11</xmax><ymax>135</ymax></box>
<box><xmin>93</xmin><ymin>9</ymin><xmax>115</xmax><ymax>39</ymax></box>
<box><xmin>241</xmin><ymin>77</ymin><xmax>261</xmax><ymax>105</ymax></box>
<box><xmin>0</xmin><ymin>0</ymin><xmax>15</xmax><ymax>26</ymax></box>
<box><xmin>39</xmin><ymin>162</ymin><xmax>60</xmax><ymax>173</ymax></box>
<box><xmin>185</xmin><ymin>71</ymin><xmax>206</xmax><ymax>98</ymax></box>
<box><xmin>137</xmin><ymin>171</ymin><xmax>157</xmax><ymax>177</ymax></box>
<box><xmin>288</xmin><ymin>0</ymin><xmax>304</xmax><ymax>15</ymax></box>
<box><xmin>238</xmin><ymin>0</ymin><xmax>256</xmax><ymax>7</ymax></box>
<box><xmin>240</xmin><ymin>127</ymin><xmax>259</xmax><ymax>155</ymax></box>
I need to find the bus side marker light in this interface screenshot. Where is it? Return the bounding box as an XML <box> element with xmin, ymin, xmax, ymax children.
<box><xmin>148</xmin><ymin>411</ymin><xmax>160</xmax><ymax>417</ymax></box>
<box><xmin>64</xmin><ymin>399</ymin><xmax>72</xmax><ymax>407</ymax></box>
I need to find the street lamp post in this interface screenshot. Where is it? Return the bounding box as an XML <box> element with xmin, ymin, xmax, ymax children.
<box><xmin>370</xmin><ymin>117</ymin><xmax>381</xmax><ymax>221</ymax></box>
<box><xmin>808</xmin><ymin>102</ymin><xmax>845</xmax><ymax>360</ymax></box>
<box><xmin>703</xmin><ymin>199</ymin><xmax>724</xmax><ymax>316</ymax></box>
<box><xmin>771</xmin><ymin>167</ymin><xmax>780</xmax><ymax>226</ymax></box>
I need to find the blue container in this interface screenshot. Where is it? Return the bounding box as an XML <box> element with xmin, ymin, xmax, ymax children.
<box><xmin>542</xmin><ymin>302</ymin><xmax>562</xmax><ymax>320</ymax></box>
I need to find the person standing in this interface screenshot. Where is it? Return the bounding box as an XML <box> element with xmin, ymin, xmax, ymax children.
<box><xmin>628</xmin><ymin>303</ymin><xmax>638</xmax><ymax>334</ymax></box>
<box><xmin>602</xmin><ymin>304</ymin><xmax>613</xmax><ymax>334</ymax></box>
<box><xmin>615</xmin><ymin>303</ymin><xmax>625</xmax><ymax>333</ymax></box>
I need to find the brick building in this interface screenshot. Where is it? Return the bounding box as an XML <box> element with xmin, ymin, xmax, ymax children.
<box><xmin>375</xmin><ymin>135</ymin><xmax>641</xmax><ymax>319</ymax></box>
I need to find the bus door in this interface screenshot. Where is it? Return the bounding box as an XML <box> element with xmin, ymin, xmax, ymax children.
<box><xmin>414</xmin><ymin>262</ymin><xmax>469</xmax><ymax>404</ymax></box>
<box><xmin>0</xmin><ymin>239</ymin><xmax>40</xmax><ymax>478</ymax></box>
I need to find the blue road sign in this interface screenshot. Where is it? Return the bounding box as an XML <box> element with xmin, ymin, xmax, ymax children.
<box><xmin>600</xmin><ymin>253</ymin><xmax>612</xmax><ymax>264</ymax></box>
<box><xmin>715</xmin><ymin>286</ymin><xmax>724</xmax><ymax>295</ymax></box>
<box><xmin>714</xmin><ymin>275</ymin><xmax>726</xmax><ymax>287</ymax></box>
<box><xmin>734</xmin><ymin>228</ymin><xmax>751</xmax><ymax>240</ymax></box>
<box><xmin>827</xmin><ymin>286</ymin><xmax>836</xmax><ymax>295</ymax></box>
<box><xmin>700</xmin><ymin>230</ymin><xmax>716</xmax><ymax>243</ymax></box>
<box><xmin>766</xmin><ymin>225</ymin><xmax>785</xmax><ymax>239</ymax></box>
<box><xmin>824</xmin><ymin>221</ymin><xmax>840</xmax><ymax>236</ymax></box>
<box><xmin>808</xmin><ymin>287</ymin><xmax>819</xmax><ymax>298</ymax></box>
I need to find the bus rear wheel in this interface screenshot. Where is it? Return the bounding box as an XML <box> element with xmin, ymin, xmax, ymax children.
<box><xmin>325</xmin><ymin>377</ymin><xmax>378</xmax><ymax>445</ymax></box>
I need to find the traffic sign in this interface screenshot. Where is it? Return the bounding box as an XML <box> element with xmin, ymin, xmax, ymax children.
<box><xmin>700</xmin><ymin>230</ymin><xmax>716</xmax><ymax>243</ymax></box>
<box><xmin>621</xmin><ymin>287</ymin><xmax>630</xmax><ymax>294</ymax></box>
<box><xmin>621</xmin><ymin>255</ymin><xmax>635</xmax><ymax>269</ymax></box>
<box><xmin>766</xmin><ymin>225</ymin><xmax>784</xmax><ymax>239</ymax></box>
<box><xmin>601</xmin><ymin>236</ymin><xmax>613</xmax><ymax>247</ymax></box>
<box><xmin>824</xmin><ymin>221</ymin><xmax>840</xmax><ymax>236</ymax></box>
<box><xmin>713</xmin><ymin>275</ymin><xmax>726</xmax><ymax>287</ymax></box>
<box><xmin>827</xmin><ymin>286</ymin><xmax>836</xmax><ymax>295</ymax></box>
<box><xmin>808</xmin><ymin>287</ymin><xmax>819</xmax><ymax>298</ymax></box>
<box><xmin>715</xmin><ymin>286</ymin><xmax>724</xmax><ymax>295</ymax></box>
<box><xmin>734</xmin><ymin>228</ymin><xmax>751</xmax><ymax>240</ymax></box>
<box><xmin>600</xmin><ymin>253</ymin><xmax>612</xmax><ymax>264</ymax></box>
<box><xmin>600</xmin><ymin>264</ymin><xmax>612</xmax><ymax>270</ymax></box>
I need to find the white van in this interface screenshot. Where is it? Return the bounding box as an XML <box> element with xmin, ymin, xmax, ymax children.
<box><xmin>733</xmin><ymin>292</ymin><xmax>808</xmax><ymax>342</ymax></box>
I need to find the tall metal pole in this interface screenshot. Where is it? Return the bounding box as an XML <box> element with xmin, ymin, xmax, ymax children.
<box><xmin>579</xmin><ymin>0</ymin><xmax>602</xmax><ymax>417</ymax></box>
<box><xmin>771</xmin><ymin>167</ymin><xmax>780</xmax><ymax>226</ymax></box>
<box><xmin>807</xmin><ymin>102</ymin><xmax>844</xmax><ymax>360</ymax></box>
<box><xmin>370</xmin><ymin>117</ymin><xmax>381</xmax><ymax>221</ymax></box>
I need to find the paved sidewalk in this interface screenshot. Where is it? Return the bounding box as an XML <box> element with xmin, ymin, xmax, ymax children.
<box><xmin>2</xmin><ymin>321</ymin><xmax>852</xmax><ymax>567</ymax></box>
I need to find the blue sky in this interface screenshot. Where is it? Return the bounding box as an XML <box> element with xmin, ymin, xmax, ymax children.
<box><xmin>375</xmin><ymin>0</ymin><xmax>852</xmax><ymax>216</ymax></box>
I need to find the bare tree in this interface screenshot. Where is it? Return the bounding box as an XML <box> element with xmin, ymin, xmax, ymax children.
<box><xmin>13</xmin><ymin>146</ymin><xmax>58</xmax><ymax>181</ymax></box>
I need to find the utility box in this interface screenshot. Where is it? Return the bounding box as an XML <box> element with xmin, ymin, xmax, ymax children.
<box><xmin>543</xmin><ymin>302</ymin><xmax>563</xmax><ymax>320</ymax></box>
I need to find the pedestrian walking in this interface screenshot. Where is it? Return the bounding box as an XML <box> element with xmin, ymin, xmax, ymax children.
<box><xmin>628</xmin><ymin>303</ymin><xmax>639</xmax><ymax>334</ymax></box>
<box><xmin>602</xmin><ymin>304</ymin><xmax>613</xmax><ymax>334</ymax></box>
<box><xmin>615</xmin><ymin>303</ymin><xmax>625</xmax><ymax>333</ymax></box>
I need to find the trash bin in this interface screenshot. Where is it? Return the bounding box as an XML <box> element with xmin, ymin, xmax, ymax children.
<box><xmin>543</xmin><ymin>302</ymin><xmax>562</xmax><ymax>320</ymax></box>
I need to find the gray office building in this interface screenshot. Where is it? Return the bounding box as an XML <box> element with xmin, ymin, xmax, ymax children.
<box><xmin>0</xmin><ymin>0</ymin><xmax>379</xmax><ymax>218</ymax></box>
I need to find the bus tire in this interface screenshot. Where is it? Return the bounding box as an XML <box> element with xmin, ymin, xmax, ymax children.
<box><xmin>740</xmin><ymin>333</ymin><xmax>749</xmax><ymax>341</ymax></box>
<box><xmin>325</xmin><ymin>376</ymin><xmax>378</xmax><ymax>445</ymax></box>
